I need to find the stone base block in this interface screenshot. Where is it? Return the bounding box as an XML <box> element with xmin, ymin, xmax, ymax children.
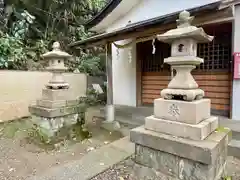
<box><xmin>29</xmin><ymin>104</ymin><xmax>83</xmax><ymax>118</ymax></box>
<box><xmin>37</xmin><ymin>99</ymin><xmax>78</xmax><ymax>108</ymax></box>
<box><xmin>154</xmin><ymin>98</ymin><xmax>210</xmax><ymax>124</ymax></box>
<box><xmin>42</xmin><ymin>89</ymin><xmax>70</xmax><ymax>101</ymax></box>
<box><xmin>31</xmin><ymin>114</ymin><xmax>78</xmax><ymax>138</ymax></box>
<box><xmin>130</xmin><ymin>126</ymin><xmax>230</xmax><ymax>165</ymax></box>
<box><xmin>134</xmin><ymin>144</ymin><xmax>225</xmax><ymax>180</ymax></box>
<box><xmin>130</xmin><ymin>126</ymin><xmax>230</xmax><ymax>180</ymax></box>
<box><xmin>145</xmin><ymin>116</ymin><xmax>218</xmax><ymax>140</ymax></box>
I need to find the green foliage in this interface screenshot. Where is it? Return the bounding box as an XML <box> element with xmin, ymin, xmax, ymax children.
<box><xmin>77</xmin><ymin>52</ymin><xmax>105</xmax><ymax>76</ymax></box>
<box><xmin>4</xmin><ymin>0</ymin><xmax>108</xmax><ymax>42</ymax></box>
<box><xmin>0</xmin><ymin>34</ymin><xmax>24</xmax><ymax>69</ymax></box>
<box><xmin>0</xmin><ymin>0</ymin><xmax>108</xmax><ymax>70</ymax></box>
<box><xmin>79</xmin><ymin>86</ymin><xmax>106</xmax><ymax>108</ymax></box>
<box><xmin>0</xmin><ymin>31</ymin><xmax>49</xmax><ymax>70</ymax></box>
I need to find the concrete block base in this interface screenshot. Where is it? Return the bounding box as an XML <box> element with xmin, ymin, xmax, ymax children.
<box><xmin>130</xmin><ymin>126</ymin><xmax>230</xmax><ymax>180</ymax></box>
<box><xmin>31</xmin><ymin>114</ymin><xmax>79</xmax><ymax>138</ymax></box>
<box><xmin>42</xmin><ymin>89</ymin><xmax>70</xmax><ymax>101</ymax></box>
<box><xmin>36</xmin><ymin>99</ymin><xmax>78</xmax><ymax>108</ymax></box>
<box><xmin>145</xmin><ymin>116</ymin><xmax>218</xmax><ymax>140</ymax></box>
<box><xmin>29</xmin><ymin>104</ymin><xmax>83</xmax><ymax>118</ymax></box>
<box><xmin>133</xmin><ymin>144</ymin><xmax>225</xmax><ymax>180</ymax></box>
<box><xmin>154</xmin><ymin>98</ymin><xmax>211</xmax><ymax>124</ymax></box>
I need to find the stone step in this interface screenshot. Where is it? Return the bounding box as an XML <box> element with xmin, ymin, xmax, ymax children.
<box><xmin>100</xmin><ymin>106</ymin><xmax>150</xmax><ymax>127</ymax></box>
<box><xmin>219</xmin><ymin>117</ymin><xmax>240</xmax><ymax>140</ymax></box>
<box><xmin>228</xmin><ymin>140</ymin><xmax>240</xmax><ymax>159</ymax></box>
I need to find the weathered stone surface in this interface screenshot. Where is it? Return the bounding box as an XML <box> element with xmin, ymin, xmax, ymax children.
<box><xmin>37</xmin><ymin>100</ymin><xmax>66</xmax><ymax>108</ymax></box>
<box><xmin>31</xmin><ymin>114</ymin><xmax>78</xmax><ymax>137</ymax></box>
<box><xmin>134</xmin><ymin>144</ymin><xmax>227</xmax><ymax>180</ymax></box>
<box><xmin>130</xmin><ymin>126</ymin><xmax>230</xmax><ymax>165</ymax></box>
<box><xmin>135</xmin><ymin>144</ymin><xmax>179</xmax><ymax>177</ymax></box>
<box><xmin>36</xmin><ymin>99</ymin><xmax>78</xmax><ymax>108</ymax></box>
<box><xmin>145</xmin><ymin>116</ymin><xmax>218</xmax><ymax>140</ymax></box>
<box><xmin>29</xmin><ymin>104</ymin><xmax>83</xmax><ymax>118</ymax></box>
<box><xmin>154</xmin><ymin>98</ymin><xmax>210</xmax><ymax>124</ymax></box>
<box><xmin>42</xmin><ymin>89</ymin><xmax>70</xmax><ymax>101</ymax></box>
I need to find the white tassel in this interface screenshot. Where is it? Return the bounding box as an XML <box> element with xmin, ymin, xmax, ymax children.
<box><xmin>152</xmin><ymin>38</ymin><xmax>156</xmax><ymax>54</ymax></box>
<box><xmin>128</xmin><ymin>47</ymin><xmax>132</xmax><ymax>63</ymax></box>
<box><xmin>117</xmin><ymin>48</ymin><xmax>120</xmax><ymax>60</ymax></box>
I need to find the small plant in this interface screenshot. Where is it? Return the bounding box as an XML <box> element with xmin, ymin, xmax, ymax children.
<box><xmin>216</xmin><ymin>126</ymin><xmax>232</xmax><ymax>140</ymax></box>
<box><xmin>222</xmin><ymin>176</ymin><xmax>232</xmax><ymax>180</ymax></box>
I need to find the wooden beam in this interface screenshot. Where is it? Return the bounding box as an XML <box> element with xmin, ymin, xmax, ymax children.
<box><xmin>136</xmin><ymin>43</ymin><xmax>142</xmax><ymax>106</ymax></box>
<box><xmin>72</xmin><ymin>8</ymin><xmax>233</xmax><ymax>49</ymax></box>
<box><xmin>106</xmin><ymin>43</ymin><xmax>113</xmax><ymax>105</ymax></box>
<box><xmin>105</xmin><ymin>43</ymin><xmax>115</xmax><ymax>122</ymax></box>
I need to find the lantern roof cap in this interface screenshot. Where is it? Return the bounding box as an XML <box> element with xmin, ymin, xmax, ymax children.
<box><xmin>42</xmin><ymin>42</ymin><xmax>72</xmax><ymax>59</ymax></box>
<box><xmin>157</xmin><ymin>10</ymin><xmax>214</xmax><ymax>44</ymax></box>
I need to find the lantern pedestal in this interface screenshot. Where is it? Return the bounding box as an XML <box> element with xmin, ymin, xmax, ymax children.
<box><xmin>130</xmin><ymin>126</ymin><xmax>229</xmax><ymax>180</ymax></box>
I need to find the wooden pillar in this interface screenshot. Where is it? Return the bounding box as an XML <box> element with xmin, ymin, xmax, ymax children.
<box><xmin>136</xmin><ymin>43</ymin><xmax>142</xmax><ymax>106</ymax></box>
<box><xmin>105</xmin><ymin>42</ymin><xmax>115</xmax><ymax>122</ymax></box>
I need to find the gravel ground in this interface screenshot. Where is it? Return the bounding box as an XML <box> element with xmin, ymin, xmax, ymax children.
<box><xmin>91</xmin><ymin>156</ymin><xmax>240</xmax><ymax>180</ymax></box>
<box><xmin>91</xmin><ymin>156</ymin><xmax>136</xmax><ymax>180</ymax></box>
<box><xmin>0</xmin><ymin>120</ymin><xmax>123</xmax><ymax>180</ymax></box>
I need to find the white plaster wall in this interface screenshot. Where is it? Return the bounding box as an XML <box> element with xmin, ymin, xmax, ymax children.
<box><xmin>112</xmin><ymin>39</ymin><xmax>136</xmax><ymax>106</ymax></box>
<box><xmin>232</xmin><ymin>5</ymin><xmax>240</xmax><ymax>120</ymax></box>
<box><xmin>107</xmin><ymin>0</ymin><xmax>219</xmax><ymax>32</ymax></box>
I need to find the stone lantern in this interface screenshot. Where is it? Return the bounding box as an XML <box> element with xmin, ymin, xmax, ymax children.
<box><xmin>43</xmin><ymin>42</ymin><xmax>70</xmax><ymax>89</ymax></box>
<box><xmin>157</xmin><ymin>10</ymin><xmax>213</xmax><ymax>101</ymax></box>
<box><xmin>130</xmin><ymin>11</ymin><xmax>230</xmax><ymax>180</ymax></box>
<box><xmin>29</xmin><ymin>42</ymin><xmax>80</xmax><ymax>138</ymax></box>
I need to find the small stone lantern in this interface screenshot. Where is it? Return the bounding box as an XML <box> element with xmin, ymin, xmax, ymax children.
<box><xmin>157</xmin><ymin>10</ymin><xmax>214</xmax><ymax>101</ymax></box>
<box><xmin>42</xmin><ymin>42</ymin><xmax>71</xmax><ymax>89</ymax></box>
<box><xmin>29</xmin><ymin>42</ymin><xmax>80</xmax><ymax>139</ymax></box>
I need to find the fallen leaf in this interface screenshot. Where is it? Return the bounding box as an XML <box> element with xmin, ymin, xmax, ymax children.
<box><xmin>104</xmin><ymin>141</ymin><xmax>109</xmax><ymax>144</ymax></box>
<box><xmin>9</xmin><ymin>168</ymin><xmax>15</xmax><ymax>172</ymax></box>
<box><xmin>119</xmin><ymin>176</ymin><xmax>124</xmax><ymax>180</ymax></box>
<box><xmin>87</xmin><ymin>147</ymin><xmax>95</xmax><ymax>152</ymax></box>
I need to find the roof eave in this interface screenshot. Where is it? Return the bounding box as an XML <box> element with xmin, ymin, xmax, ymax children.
<box><xmin>85</xmin><ymin>0</ymin><xmax>123</xmax><ymax>30</ymax></box>
<box><xmin>69</xmin><ymin>1</ymin><xmax>226</xmax><ymax>48</ymax></box>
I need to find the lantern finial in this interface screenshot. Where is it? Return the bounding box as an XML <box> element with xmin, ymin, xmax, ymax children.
<box><xmin>177</xmin><ymin>10</ymin><xmax>194</xmax><ymax>28</ymax></box>
<box><xmin>52</xmin><ymin>42</ymin><xmax>61</xmax><ymax>51</ymax></box>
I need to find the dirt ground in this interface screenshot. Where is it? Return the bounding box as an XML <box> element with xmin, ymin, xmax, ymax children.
<box><xmin>0</xmin><ymin>119</ymin><xmax>123</xmax><ymax>180</ymax></box>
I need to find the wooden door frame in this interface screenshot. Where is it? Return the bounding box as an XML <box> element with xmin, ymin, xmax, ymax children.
<box><xmin>136</xmin><ymin>43</ymin><xmax>142</xmax><ymax>106</ymax></box>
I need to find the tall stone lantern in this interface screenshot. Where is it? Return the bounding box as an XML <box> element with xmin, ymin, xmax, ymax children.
<box><xmin>130</xmin><ymin>11</ymin><xmax>230</xmax><ymax>180</ymax></box>
<box><xmin>29</xmin><ymin>42</ymin><xmax>80</xmax><ymax>138</ymax></box>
